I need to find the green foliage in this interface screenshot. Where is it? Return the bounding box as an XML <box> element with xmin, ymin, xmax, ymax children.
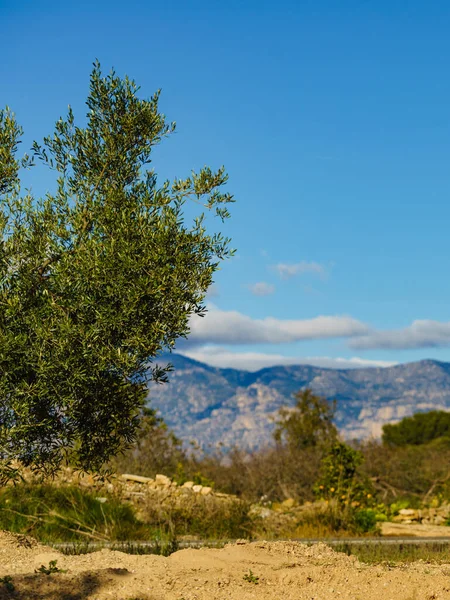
<box><xmin>311</xmin><ymin>442</ymin><xmax>378</xmax><ymax>534</ymax></box>
<box><xmin>382</xmin><ymin>410</ymin><xmax>450</xmax><ymax>447</ymax></box>
<box><xmin>0</xmin><ymin>575</ymin><xmax>14</xmax><ymax>592</ymax></box>
<box><xmin>0</xmin><ymin>62</ymin><xmax>234</xmax><ymax>477</ymax></box>
<box><xmin>369</xmin><ymin>503</ymin><xmax>389</xmax><ymax>522</ymax></box>
<box><xmin>0</xmin><ymin>109</ymin><xmax>32</xmax><ymax>195</ymax></box>
<box><xmin>389</xmin><ymin>499</ymin><xmax>414</xmax><ymax>514</ymax></box>
<box><xmin>273</xmin><ymin>389</ymin><xmax>338</xmax><ymax>451</ymax></box>
<box><xmin>352</xmin><ymin>508</ymin><xmax>378</xmax><ymax>533</ymax></box>
<box><xmin>314</xmin><ymin>442</ymin><xmax>374</xmax><ymax>507</ymax></box>
<box><xmin>35</xmin><ymin>559</ymin><xmax>66</xmax><ymax>575</ymax></box>
<box><xmin>243</xmin><ymin>570</ymin><xmax>259</xmax><ymax>584</ymax></box>
<box><xmin>0</xmin><ymin>484</ymin><xmax>150</xmax><ymax>542</ymax></box>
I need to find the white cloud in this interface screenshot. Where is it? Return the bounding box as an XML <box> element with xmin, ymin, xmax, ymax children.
<box><xmin>350</xmin><ymin>319</ymin><xmax>450</xmax><ymax>350</ymax></box>
<box><xmin>188</xmin><ymin>306</ymin><xmax>369</xmax><ymax>345</ymax></box>
<box><xmin>189</xmin><ymin>310</ymin><xmax>450</xmax><ymax>352</ymax></box>
<box><xmin>179</xmin><ymin>345</ymin><xmax>396</xmax><ymax>372</ymax></box>
<box><xmin>273</xmin><ymin>261</ymin><xmax>327</xmax><ymax>280</ymax></box>
<box><xmin>248</xmin><ymin>282</ymin><xmax>275</xmax><ymax>296</ymax></box>
<box><xmin>207</xmin><ymin>283</ymin><xmax>219</xmax><ymax>298</ymax></box>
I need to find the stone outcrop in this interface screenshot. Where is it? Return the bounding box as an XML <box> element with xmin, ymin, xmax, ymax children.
<box><xmin>9</xmin><ymin>466</ymin><xmax>238</xmax><ymax>523</ymax></box>
<box><xmin>391</xmin><ymin>505</ymin><xmax>450</xmax><ymax>526</ymax></box>
<box><xmin>7</xmin><ymin>466</ymin><xmax>450</xmax><ymax>533</ymax></box>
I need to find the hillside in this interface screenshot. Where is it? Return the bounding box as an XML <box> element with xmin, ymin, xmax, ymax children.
<box><xmin>147</xmin><ymin>355</ymin><xmax>450</xmax><ymax>449</ymax></box>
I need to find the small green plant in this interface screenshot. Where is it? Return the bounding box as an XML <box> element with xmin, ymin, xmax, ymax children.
<box><xmin>152</xmin><ymin>535</ymin><xmax>179</xmax><ymax>557</ymax></box>
<box><xmin>35</xmin><ymin>559</ymin><xmax>67</xmax><ymax>575</ymax></box>
<box><xmin>243</xmin><ymin>569</ymin><xmax>259</xmax><ymax>584</ymax></box>
<box><xmin>372</xmin><ymin>503</ymin><xmax>389</xmax><ymax>522</ymax></box>
<box><xmin>0</xmin><ymin>575</ymin><xmax>14</xmax><ymax>592</ymax></box>
<box><xmin>353</xmin><ymin>508</ymin><xmax>379</xmax><ymax>533</ymax></box>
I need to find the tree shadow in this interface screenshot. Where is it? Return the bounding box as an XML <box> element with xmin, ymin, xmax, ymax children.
<box><xmin>0</xmin><ymin>567</ymin><xmax>151</xmax><ymax>599</ymax></box>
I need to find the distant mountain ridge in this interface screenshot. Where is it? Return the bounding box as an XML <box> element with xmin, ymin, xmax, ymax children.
<box><xmin>147</xmin><ymin>355</ymin><xmax>450</xmax><ymax>450</ymax></box>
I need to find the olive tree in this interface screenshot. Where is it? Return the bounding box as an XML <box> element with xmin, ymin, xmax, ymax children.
<box><xmin>0</xmin><ymin>62</ymin><xmax>234</xmax><ymax>480</ymax></box>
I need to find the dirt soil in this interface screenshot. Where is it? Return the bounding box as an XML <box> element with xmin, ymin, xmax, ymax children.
<box><xmin>381</xmin><ymin>521</ymin><xmax>450</xmax><ymax>537</ymax></box>
<box><xmin>1</xmin><ymin>531</ymin><xmax>450</xmax><ymax>600</ymax></box>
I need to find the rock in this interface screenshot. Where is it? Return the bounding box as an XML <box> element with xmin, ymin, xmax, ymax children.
<box><xmin>192</xmin><ymin>485</ymin><xmax>203</xmax><ymax>493</ymax></box>
<box><xmin>393</xmin><ymin>508</ymin><xmax>420</xmax><ymax>522</ymax></box>
<box><xmin>155</xmin><ymin>474</ymin><xmax>172</xmax><ymax>486</ymax></box>
<box><xmin>200</xmin><ymin>486</ymin><xmax>212</xmax><ymax>496</ymax></box>
<box><xmin>434</xmin><ymin>515</ymin><xmax>447</xmax><ymax>525</ymax></box>
<box><xmin>381</xmin><ymin>522</ymin><xmax>450</xmax><ymax>537</ymax></box>
<box><xmin>182</xmin><ymin>481</ymin><xmax>194</xmax><ymax>489</ymax></box>
<box><xmin>121</xmin><ymin>474</ymin><xmax>153</xmax><ymax>484</ymax></box>
<box><xmin>78</xmin><ymin>474</ymin><xmax>95</xmax><ymax>486</ymax></box>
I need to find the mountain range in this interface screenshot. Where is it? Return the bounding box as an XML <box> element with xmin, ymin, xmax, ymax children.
<box><xmin>147</xmin><ymin>355</ymin><xmax>450</xmax><ymax>450</ymax></box>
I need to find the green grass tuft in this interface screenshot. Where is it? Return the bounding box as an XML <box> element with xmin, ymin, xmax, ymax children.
<box><xmin>35</xmin><ymin>559</ymin><xmax>66</xmax><ymax>575</ymax></box>
<box><xmin>0</xmin><ymin>484</ymin><xmax>151</xmax><ymax>543</ymax></box>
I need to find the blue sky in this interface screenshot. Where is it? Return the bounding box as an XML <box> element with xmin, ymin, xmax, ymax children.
<box><xmin>3</xmin><ymin>0</ymin><xmax>450</xmax><ymax>370</ymax></box>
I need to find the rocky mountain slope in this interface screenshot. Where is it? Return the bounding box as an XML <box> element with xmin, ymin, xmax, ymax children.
<box><xmin>147</xmin><ymin>355</ymin><xmax>450</xmax><ymax>450</ymax></box>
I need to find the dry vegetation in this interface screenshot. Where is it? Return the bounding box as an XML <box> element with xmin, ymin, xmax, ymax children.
<box><xmin>113</xmin><ymin>394</ymin><xmax>450</xmax><ymax>509</ymax></box>
<box><xmin>3</xmin><ymin>393</ymin><xmax>450</xmax><ymax>547</ymax></box>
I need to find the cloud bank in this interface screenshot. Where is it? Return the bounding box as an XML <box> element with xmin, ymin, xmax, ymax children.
<box><xmin>188</xmin><ymin>307</ymin><xmax>369</xmax><ymax>345</ymax></box>
<box><xmin>350</xmin><ymin>319</ymin><xmax>450</xmax><ymax>350</ymax></box>
<box><xmin>187</xmin><ymin>306</ymin><xmax>450</xmax><ymax>356</ymax></box>
<box><xmin>180</xmin><ymin>346</ymin><xmax>396</xmax><ymax>372</ymax></box>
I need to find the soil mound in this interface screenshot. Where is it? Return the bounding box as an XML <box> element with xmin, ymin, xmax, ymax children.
<box><xmin>0</xmin><ymin>535</ymin><xmax>449</xmax><ymax>599</ymax></box>
<box><xmin>0</xmin><ymin>530</ymin><xmax>59</xmax><ymax>563</ymax></box>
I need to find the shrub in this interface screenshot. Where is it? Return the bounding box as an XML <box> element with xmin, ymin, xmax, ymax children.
<box><xmin>314</xmin><ymin>442</ymin><xmax>375</xmax><ymax>508</ymax></box>
<box><xmin>352</xmin><ymin>509</ymin><xmax>378</xmax><ymax>533</ymax></box>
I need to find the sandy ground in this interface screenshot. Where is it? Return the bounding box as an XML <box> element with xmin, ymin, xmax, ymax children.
<box><xmin>381</xmin><ymin>521</ymin><xmax>450</xmax><ymax>537</ymax></box>
<box><xmin>1</xmin><ymin>531</ymin><xmax>450</xmax><ymax>600</ymax></box>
